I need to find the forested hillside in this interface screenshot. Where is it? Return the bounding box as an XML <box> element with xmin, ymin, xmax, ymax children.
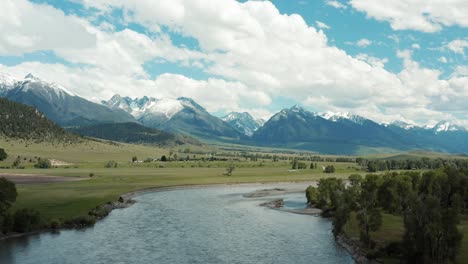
<box><xmin>0</xmin><ymin>98</ymin><xmax>79</xmax><ymax>143</ymax></box>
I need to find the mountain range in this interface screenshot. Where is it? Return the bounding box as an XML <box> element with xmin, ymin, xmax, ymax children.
<box><xmin>1</xmin><ymin>72</ymin><xmax>468</xmax><ymax>154</ymax></box>
<box><xmin>1</xmin><ymin>74</ymin><xmax>135</xmax><ymax>126</ymax></box>
<box><xmin>101</xmin><ymin>95</ymin><xmax>243</xmax><ymax>140</ymax></box>
<box><xmin>221</xmin><ymin>112</ymin><xmax>265</xmax><ymax>136</ymax></box>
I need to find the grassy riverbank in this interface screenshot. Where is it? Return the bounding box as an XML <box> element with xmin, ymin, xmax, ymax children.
<box><xmin>8</xmin><ymin>166</ymin><xmax>357</xmax><ymax>220</ymax></box>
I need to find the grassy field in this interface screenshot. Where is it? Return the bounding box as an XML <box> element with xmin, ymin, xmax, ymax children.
<box><xmin>5</xmin><ymin>166</ymin><xmax>359</xmax><ymax>220</ymax></box>
<box><xmin>2</xmin><ymin>137</ymin><xmax>468</xmax><ymax>262</ymax></box>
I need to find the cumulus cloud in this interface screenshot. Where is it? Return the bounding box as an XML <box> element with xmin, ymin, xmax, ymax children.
<box><xmin>325</xmin><ymin>0</ymin><xmax>347</xmax><ymax>9</ymax></box>
<box><xmin>1</xmin><ymin>0</ymin><xmax>468</xmax><ymax>125</ymax></box>
<box><xmin>411</xmin><ymin>43</ymin><xmax>420</xmax><ymax>49</ymax></box>
<box><xmin>356</xmin><ymin>38</ymin><xmax>372</xmax><ymax>47</ymax></box>
<box><xmin>349</xmin><ymin>0</ymin><xmax>468</xmax><ymax>32</ymax></box>
<box><xmin>447</xmin><ymin>39</ymin><xmax>468</xmax><ymax>54</ymax></box>
<box><xmin>316</xmin><ymin>21</ymin><xmax>330</xmax><ymax>30</ymax></box>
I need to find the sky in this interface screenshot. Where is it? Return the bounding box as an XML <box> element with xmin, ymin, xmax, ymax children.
<box><xmin>0</xmin><ymin>0</ymin><xmax>467</xmax><ymax>127</ymax></box>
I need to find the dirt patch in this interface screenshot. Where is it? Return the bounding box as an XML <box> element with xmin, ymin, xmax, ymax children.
<box><xmin>0</xmin><ymin>173</ymin><xmax>87</xmax><ymax>184</ymax></box>
<box><xmin>49</xmin><ymin>159</ymin><xmax>74</xmax><ymax>166</ymax></box>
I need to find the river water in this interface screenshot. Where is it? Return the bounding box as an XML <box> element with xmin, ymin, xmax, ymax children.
<box><xmin>0</xmin><ymin>184</ymin><xmax>354</xmax><ymax>264</ymax></box>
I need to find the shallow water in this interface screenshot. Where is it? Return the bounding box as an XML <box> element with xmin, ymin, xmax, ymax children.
<box><xmin>0</xmin><ymin>184</ymin><xmax>354</xmax><ymax>264</ymax></box>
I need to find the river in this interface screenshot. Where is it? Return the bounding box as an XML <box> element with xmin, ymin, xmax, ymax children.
<box><xmin>0</xmin><ymin>183</ymin><xmax>354</xmax><ymax>264</ymax></box>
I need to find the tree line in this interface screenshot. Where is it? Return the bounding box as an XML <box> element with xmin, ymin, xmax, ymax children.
<box><xmin>306</xmin><ymin>168</ymin><xmax>468</xmax><ymax>263</ymax></box>
<box><xmin>357</xmin><ymin>157</ymin><xmax>468</xmax><ymax>172</ymax></box>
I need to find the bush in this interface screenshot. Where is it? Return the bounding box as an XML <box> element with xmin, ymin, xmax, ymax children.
<box><xmin>324</xmin><ymin>165</ymin><xmax>335</xmax><ymax>173</ymax></box>
<box><xmin>104</xmin><ymin>160</ymin><xmax>117</xmax><ymax>168</ymax></box>
<box><xmin>64</xmin><ymin>215</ymin><xmax>96</xmax><ymax>227</ymax></box>
<box><xmin>49</xmin><ymin>218</ymin><xmax>62</xmax><ymax>230</ymax></box>
<box><xmin>13</xmin><ymin>208</ymin><xmax>42</xmax><ymax>233</ymax></box>
<box><xmin>1</xmin><ymin>213</ymin><xmax>14</xmax><ymax>234</ymax></box>
<box><xmin>0</xmin><ymin>148</ymin><xmax>7</xmax><ymax>161</ymax></box>
<box><xmin>34</xmin><ymin>158</ymin><xmax>51</xmax><ymax>169</ymax></box>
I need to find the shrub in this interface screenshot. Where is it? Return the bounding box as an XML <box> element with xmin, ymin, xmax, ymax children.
<box><xmin>324</xmin><ymin>165</ymin><xmax>335</xmax><ymax>173</ymax></box>
<box><xmin>64</xmin><ymin>215</ymin><xmax>96</xmax><ymax>227</ymax></box>
<box><xmin>49</xmin><ymin>218</ymin><xmax>61</xmax><ymax>230</ymax></box>
<box><xmin>0</xmin><ymin>148</ymin><xmax>7</xmax><ymax>161</ymax></box>
<box><xmin>13</xmin><ymin>208</ymin><xmax>42</xmax><ymax>233</ymax></box>
<box><xmin>34</xmin><ymin>158</ymin><xmax>51</xmax><ymax>169</ymax></box>
<box><xmin>104</xmin><ymin>160</ymin><xmax>117</xmax><ymax>168</ymax></box>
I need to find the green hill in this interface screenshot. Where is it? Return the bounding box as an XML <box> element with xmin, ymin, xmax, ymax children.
<box><xmin>68</xmin><ymin>122</ymin><xmax>201</xmax><ymax>147</ymax></box>
<box><xmin>0</xmin><ymin>98</ymin><xmax>79</xmax><ymax>143</ymax></box>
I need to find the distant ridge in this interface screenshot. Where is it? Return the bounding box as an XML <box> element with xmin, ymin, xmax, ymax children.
<box><xmin>0</xmin><ymin>73</ymin><xmax>136</xmax><ymax>126</ymax></box>
<box><xmin>68</xmin><ymin>122</ymin><xmax>201</xmax><ymax>147</ymax></box>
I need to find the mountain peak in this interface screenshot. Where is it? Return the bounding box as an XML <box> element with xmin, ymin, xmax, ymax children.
<box><xmin>433</xmin><ymin>121</ymin><xmax>465</xmax><ymax>133</ymax></box>
<box><xmin>290</xmin><ymin>104</ymin><xmax>305</xmax><ymax>112</ymax></box>
<box><xmin>24</xmin><ymin>73</ymin><xmax>40</xmax><ymax>81</ymax></box>
<box><xmin>221</xmin><ymin>111</ymin><xmax>263</xmax><ymax>136</ymax></box>
<box><xmin>319</xmin><ymin>111</ymin><xmax>367</xmax><ymax>125</ymax></box>
<box><xmin>389</xmin><ymin>120</ymin><xmax>416</xmax><ymax>130</ymax></box>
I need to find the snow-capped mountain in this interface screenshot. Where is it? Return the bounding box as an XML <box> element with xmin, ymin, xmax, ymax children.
<box><xmin>432</xmin><ymin>121</ymin><xmax>465</xmax><ymax>133</ymax></box>
<box><xmin>319</xmin><ymin>111</ymin><xmax>367</xmax><ymax>125</ymax></box>
<box><xmin>103</xmin><ymin>95</ymin><xmax>243</xmax><ymax>139</ymax></box>
<box><xmin>386</xmin><ymin>121</ymin><xmax>417</xmax><ymax>130</ymax></box>
<box><xmin>221</xmin><ymin>112</ymin><xmax>264</xmax><ymax>136</ymax></box>
<box><xmin>1</xmin><ymin>73</ymin><xmax>135</xmax><ymax>126</ymax></box>
<box><xmin>0</xmin><ymin>73</ymin><xmax>17</xmax><ymax>96</ymax></box>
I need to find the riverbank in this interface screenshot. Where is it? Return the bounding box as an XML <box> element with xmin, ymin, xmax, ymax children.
<box><xmin>1</xmin><ymin>181</ymin><xmax>316</xmax><ymax>241</ymax></box>
<box><xmin>247</xmin><ymin>187</ymin><xmax>371</xmax><ymax>264</ymax></box>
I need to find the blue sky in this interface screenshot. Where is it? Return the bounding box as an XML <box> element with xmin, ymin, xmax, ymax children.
<box><xmin>0</xmin><ymin>0</ymin><xmax>467</xmax><ymax>126</ymax></box>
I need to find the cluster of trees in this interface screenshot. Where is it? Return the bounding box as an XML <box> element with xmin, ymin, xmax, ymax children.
<box><xmin>306</xmin><ymin>168</ymin><xmax>468</xmax><ymax>263</ymax></box>
<box><xmin>0</xmin><ymin>178</ymin><xmax>42</xmax><ymax>234</ymax></box>
<box><xmin>0</xmin><ymin>98</ymin><xmax>78</xmax><ymax>143</ymax></box>
<box><xmin>357</xmin><ymin>157</ymin><xmax>468</xmax><ymax>172</ymax></box>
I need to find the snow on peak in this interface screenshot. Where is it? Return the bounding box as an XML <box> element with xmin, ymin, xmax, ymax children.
<box><xmin>319</xmin><ymin>111</ymin><xmax>366</xmax><ymax>124</ymax></box>
<box><xmin>221</xmin><ymin>111</ymin><xmax>263</xmax><ymax>136</ymax></box>
<box><xmin>390</xmin><ymin>121</ymin><xmax>416</xmax><ymax>130</ymax></box>
<box><xmin>433</xmin><ymin>121</ymin><xmax>465</xmax><ymax>133</ymax></box>
<box><xmin>146</xmin><ymin>98</ymin><xmax>184</xmax><ymax>119</ymax></box>
<box><xmin>0</xmin><ymin>73</ymin><xmax>17</xmax><ymax>86</ymax></box>
<box><xmin>18</xmin><ymin>74</ymin><xmax>77</xmax><ymax>97</ymax></box>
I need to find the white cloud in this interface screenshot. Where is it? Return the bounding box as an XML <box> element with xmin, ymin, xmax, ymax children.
<box><xmin>447</xmin><ymin>39</ymin><xmax>468</xmax><ymax>54</ymax></box>
<box><xmin>438</xmin><ymin>56</ymin><xmax>448</xmax><ymax>63</ymax></box>
<box><xmin>411</xmin><ymin>43</ymin><xmax>420</xmax><ymax>49</ymax></box>
<box><xmin>325</xmin><ymin>0</ymin><xmax>347</xmax><ymax>9</ymax></box>
<box><xmin>350</xmin><ymin>0</ymin><xmax>468</xmax><ymax>32</ymax></box>
<box><xmin>1</xmin><ymin>0</ymin><xmax>468</xmax><ymax>127</ymax></box>
<box><xmin>355</xmin><ymin>54</ymin><xmax>388</xmax><ymax>68</ymax></box>
<box><xmin>316</xmin><ymin>21</ymin><xmax>330</xmax><ymax>30</ymax></box>
<box><xmin>356</xmin><ymin>38</ymin><xmax>372</xmax><ymax>47</ymax></box>
<box><xmin>0</xmin><ymin>0</ymin><xmax>96</xmax><ymax>56</ymax></box>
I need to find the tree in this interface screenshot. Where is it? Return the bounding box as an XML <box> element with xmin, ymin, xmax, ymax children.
<box><xmin>104</xmin><ymin>160</ymin><xmax>117</xmax><ymax>168</ymax></box>
<box><xmin>305</xmin><ymin>186</ymin><xmax>319</xmax><ymax>204</ymax></box>
<box><xmin>34</xmin><ymin>158</ymin><xmax>51</xmax><ymax>169</ymax></box>
<box><xmin>291</xmin><ymin>159</ymin><xmax>298</xmax><ymax>170</ymax></box>
<box><xmin>12</xmin><ymin>156</ymin><xmax>21</xmax><ymax>168</ymax></box>
<box><xmin>0</xmin><ymin>178</ymin><xmax>17</xmax><ymax>233</ymax></box>
<box><xmin>160</xmin><ymin>155</ymin><xmax>167</xmax><ymax>162</ymax></box>
<box><xmin>355</xmin><ymin>174</ymin><xmax>382</xmax><ymax>248</ymax></box>
<box><xmin>0</xmin><ymin>148</ymin><xmax>7</xmax><ymax>161</ymax></box>
<box><xmin>324</xmin><ymin>165</ymin><xmax>335</xmax><ymax>173</ymax></box>
<box><xmin>225</xmin><ymin>164</ymin><xmax>235</xmax><ymax>176</ymax></box>
<box><xmin>13</xmin><ymin>208</ymin><xmax>41</xmax><ymax>233</ymax></box>
<box><xmin>132</xmin><ymin>156</ymin><xmax>138</xmax><ymax>162</ymax></box>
